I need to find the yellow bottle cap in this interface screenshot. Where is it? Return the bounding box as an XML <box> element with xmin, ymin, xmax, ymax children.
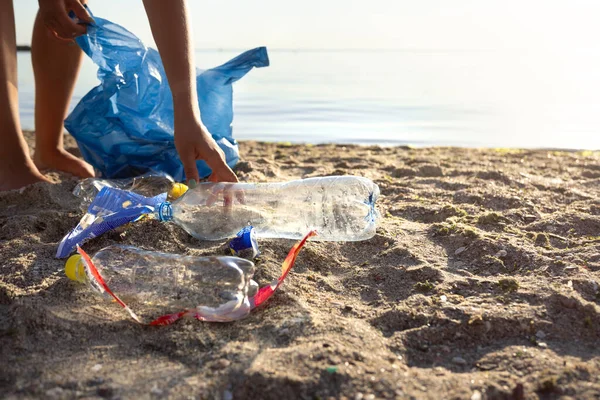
<box><xmin>65</xmin><ymin>254</ymin><xmax>85</xmax><ymax>282</ymax></box>
<box><xmin>168</xmin><ymin>183</ymin><xmax>189</xmax><ymax>201</ymax></box>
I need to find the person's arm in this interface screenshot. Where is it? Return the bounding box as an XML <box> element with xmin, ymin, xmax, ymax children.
<box><xmin>143</xmin><ymin>0</ymin><xmax>237</xmax><ymax>185</ymax></box>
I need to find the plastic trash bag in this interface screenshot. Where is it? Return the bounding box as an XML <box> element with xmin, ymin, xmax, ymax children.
<box><xmin>65</xmin><ymin>9</ymin><xmax>269</xmax><ymax>181</ymax></box>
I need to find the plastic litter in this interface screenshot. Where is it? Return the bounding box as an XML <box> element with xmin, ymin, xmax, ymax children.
<box><xmin>159</xmin><ymin>175</ymin><xmax>380</xmax><ymax>241</ymax></box>
<box><xmin>58</xmin><ymin>180</ymin><xmax>189</xmax><ymax>258</ymax></box>
<box><xmin>57</xmin><ymin>186</ymin><xmax>165</xmax><ymax>258</ymax></box>
<box><xmin>57</xmin><ymin>176</ymin><xmax>379</xmax><ymax>258</ymax></box>
<box><xmin>73</xmin><ymin>172</ymin><xmax>175</xmax><ymax>210</ymax></box>
<box><xmin>66</xmin><ymin>231</ymin><xmax>316</xmax><ymax>324</ymax></box>
<box><xmin>65</xmin><ymin>8</ymin><xmax>269</xmax><ymax>180</ymax></box>
<box><xmin>229</xmin><ymin>226</ymin><xmax>260</xmax><ymax>259</ymax></box>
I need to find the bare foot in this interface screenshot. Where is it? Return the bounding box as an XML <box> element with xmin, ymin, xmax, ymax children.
<box><xmin>0</xmin><ymin>159</ymin><xmax>50</xmax><ymax>191</ymax></box>
<box><xmin>34</xmin><ymin>148</ymin><xmax>95</xmax><ymax>178</ymax></box>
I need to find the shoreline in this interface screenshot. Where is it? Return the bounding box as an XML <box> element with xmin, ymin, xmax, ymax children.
<box><xmin>21</xmin><ymin>130</ymin><xmax>600</xmax><ymax>154</ymax></box>
<box><xmin>244</xmin><ymin>140</ymin><xmax>600</xmax><ymax>153</ymax></box>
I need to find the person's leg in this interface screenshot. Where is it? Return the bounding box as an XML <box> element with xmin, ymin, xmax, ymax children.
<box><xmin>0</xmin><ymin>0</ymin><xmax>49</xmax><ymax>191</ymax></box>
<box><xmin>31</xmin><ymin>9</ymin><xmax>94</xmax><ymax>178</ymax></box>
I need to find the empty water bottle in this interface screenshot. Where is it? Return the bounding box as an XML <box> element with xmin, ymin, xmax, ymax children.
<box><xmin>73</xmin><ymin>172</ymin><xmax>176</xmax><ymax>210</ymax></box>
<box><xmin>66</xmin><ymin>231</ymin><xmax>315</xmax><ymax>324</ymax></box>
<box><xmin>157</xmin><ymin>176</ymin><xmax>380</xmax><ymax>241</ymax></box>
<box><xmin>66</xmin><ymin>245</ymin><xmax>259</xmax><ymax>323</ymax></box>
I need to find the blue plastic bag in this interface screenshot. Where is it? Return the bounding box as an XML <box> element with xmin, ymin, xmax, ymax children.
<box><xmin>65</xmin><ymin>10</ymin><xmax>269</xmax><ymax>181</ymax></box>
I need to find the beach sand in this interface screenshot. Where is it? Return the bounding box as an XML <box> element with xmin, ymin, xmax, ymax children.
<box><xmin>1</xmin><ymin>132</ymin><xmax>600</xmax><ymax>399</ymax></box>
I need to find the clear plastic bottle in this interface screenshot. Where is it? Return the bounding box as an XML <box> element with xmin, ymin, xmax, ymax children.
<box><xmin>73</xmin><ymin>172</ymin><xmax>176</xmax><ymax>210</ymax></box>
<box><xmin>157</xmin><ymin>176</ymin><xmax>380</xmax><ymax>241</ymax></box>
<box><xmin>66</xmin><ymin>245</ymin><xmax>259</xmax><ymax>323</ymax></box>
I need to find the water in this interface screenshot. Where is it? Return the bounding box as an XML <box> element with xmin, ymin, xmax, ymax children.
<box><xmin>16</xmin><ymin>49</ymin><xmax>600</xmax><ymax>150</ymax></box>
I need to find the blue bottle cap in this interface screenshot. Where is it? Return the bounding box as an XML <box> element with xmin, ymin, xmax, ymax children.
<box><xmin>157</xmin><ymin>202</ymin><xmax>173</xmax><ymax>222</ymax></box>
<box><xmin>229</xmin><ymin>226</ymin><xmax>259</xmax><ymax>259</ymax></box>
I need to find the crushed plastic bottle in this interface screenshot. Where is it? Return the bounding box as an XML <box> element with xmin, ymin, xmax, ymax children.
<box><xmin>73</xmin><ymin>172</ymin><xmax>176</xmax><ymax>210</ymax></box>
<box><xmin>57</xmin><ymin>183</ymin><xmax>189</xmax><ymax>259</ymax></box>
<box><xmin>66</xmin><ymin>246</ymin><xmax>256</xmax><ymax>322</ymax></box>
<box><xmin>157</xmin><ymin>176</ymin><xmax>380</xmax><ymax>241</ymax></box>
<box><xmin>66</xmin><ymin>230</ymin><xmax>315</xmax><ymax>324</ymax></box>
<box><xmin>56</xmin><ymin>187</ymin><xmax>168</xmax><ymax>258</ymax></box>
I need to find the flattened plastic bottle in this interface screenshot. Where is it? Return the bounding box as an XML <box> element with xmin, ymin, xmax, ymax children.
<box><xmin>157</xmin><ymin>176</ymin><xmax>380</xmax><ymax>241</ymax></box>
<box><xmin>66</xmin><ymin>245</ymin><xmax>259</xmax><ymax>323</ymax></box>
<box><xmin>73</xmin><ymin>172</ymin><xmax>176</xmax><ymax>210</ymax></box>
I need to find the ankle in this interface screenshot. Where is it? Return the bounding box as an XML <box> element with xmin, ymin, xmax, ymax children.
<box><xmin>33</xmin><ymin>146</ymin><xmax>69</xmax><ymax>164</ymax></box>
<box><xmin>34</xmin><ymin>144</ymin><xmax>62</xmax><ymax>157</ymax></box>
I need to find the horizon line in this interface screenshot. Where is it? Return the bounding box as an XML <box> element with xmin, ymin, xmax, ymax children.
<box><xmin>16</xmin><ymin>45</ymin><xmax>584</xmax><ymax>53</ymax></box>
<box><xmin>15</xmin><ymin>45</ymin><xmax>498</xmax><ymax>52</ymax></box>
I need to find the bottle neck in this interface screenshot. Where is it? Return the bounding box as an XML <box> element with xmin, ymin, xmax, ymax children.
<box><xmin>157</xmin><ymin>202</ymin><xmax>173</xmax><ymax>222</ymax></box>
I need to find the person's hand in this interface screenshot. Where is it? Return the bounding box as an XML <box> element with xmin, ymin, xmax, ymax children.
<box><xmin>174</xmin><ymin>117</ymin><xmax>239</xmax><ymax>185</ymax></box>
<box><xmin>38</xmin><ymin>0</ymin><xmax>93</xmax><ymax>41</ymax></box>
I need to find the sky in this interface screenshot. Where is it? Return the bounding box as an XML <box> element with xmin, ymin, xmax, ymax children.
<box><xmin>12</xmin><ymin>0</ymin><xmax>600</xmax><ymax>51</ymax></box>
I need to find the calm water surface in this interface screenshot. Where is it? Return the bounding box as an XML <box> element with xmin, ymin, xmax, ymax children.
<box><xmin>16</xmin><ymin>49</ymin><xmax>600</xmax><ymax>150</ymax></box>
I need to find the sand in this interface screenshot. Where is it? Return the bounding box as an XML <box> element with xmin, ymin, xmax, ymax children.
<box><xmin>1</xmin><ymin>132</ymin><xmax>600</xmax><ymax>399</ymax></box>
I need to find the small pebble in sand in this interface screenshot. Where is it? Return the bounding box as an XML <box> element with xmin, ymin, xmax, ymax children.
<box><xmin>440</xmin><ymin>295</ymin><xmax>448</xmax><ymax>303</ymax></box>
<box><xmin>455</xmin><ymin>247</ymin><xmax>466</xmax><ymax>255</ymax></box>
<box><xmin>223</xmin><ymin>390</ymin><xmax>233</xmax><ymax>400</ymax></box>
<box><xmin>452</xmin><ymin>356</ymin><xmax>467</xmax><ymax>365</ymax></box>
<box><xmin>45</xmin><ymin>387</ymin><xmax>64</xmax><ymax>398</ymax></box>
<box><xmin>560</xmin><ymin>296</ymin><xmax>578</xmax><ymax>308</ymax></box>
<box><xmin>471</xmin><ymin>390</ymin><xmax>482</xmax><ymax>400</ymax></box>
<box><xmin>212</xmin><ymin>359</ymin><xmax>231</xmax><ymax>370</ymax></box>
<box><xmin>91</xmin><ymin>364</ymin><xmax>102</xmax><ymax>372</ymax></box>
<box><xmin>495</xmin><ymin>249</ymin><xmax>507</xmax><ymax>258</ymax></box>
<box><xmin>150</xmin><ymin>384</ymin><xmax>162</xmax><ymax>395</ymax></box>
<box><xmin>537</xmin><ymin>342</ymin><xmax>548</xmax><ymax>348</ymax></box>
<box><xmin>536</xmin><ymin>330</ymin><xmax>547</xmax><ymax>339</ymax></box>
<box><xmin>485</xmin><ymin>321</ymin><xmax>492</xmax><ymax>332</ymax></box>
<box><xmin>523</xmin><ymin>214</ymin><xmax>536</xmax><ymax>222</ymax></box>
